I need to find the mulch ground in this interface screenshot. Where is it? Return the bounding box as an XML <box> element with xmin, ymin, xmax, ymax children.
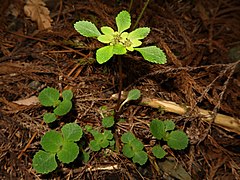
<box><xmin>0</xmin><ymin>0</ymin><xmax>240</xmax><ymax>179</ymax></box>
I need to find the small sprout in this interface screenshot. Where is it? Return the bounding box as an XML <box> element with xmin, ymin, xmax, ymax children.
<box><xmin>149</xmin><ymin>119</ymin><xmax>189</xmax><ymax>159</ymax></box>
<box><xmin>102</xmin><ymin>116</ymin><xmax>115</xmax><ymax>128</ymax></box>
<box><xmin>38</xmin><ymin>87</ymin><xmax>73</xmax><ymax>123</ymax></box>
<box><xmin>152</xmin><ymin>145</ymin><xmax>167</xmax><ymax>159</ymax></box>
<box><xmin>119</xmin><ymin>89</ymin><xmax>141</xmax><ymax>111</ymax></box>
<box><xmin>32</xmin><ymin>123</ymin><xmax>83</xmax><ymax>174</ymax></box>
<box><xmin>121</xmin><ymin>132</ymin><xmax>148</xmax><ymax>165</ymax></box>
<box><xmin>74</xmin><ymin>10</ymin><xmax>167</xmax><ymax>64</ymax></box>
<box><xmin>89</xmin><ymin>130</ymin><xmax>115</xmax><ymax>152</ymax></box>
<box><xmin>81</xmin><ymin>151</ymin><xmax>90</xmax><ymax>163</ymax></box>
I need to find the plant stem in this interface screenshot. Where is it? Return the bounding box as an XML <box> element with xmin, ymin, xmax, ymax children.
<box><xmin>115</xmin><ymin>55</ymin><xmax>123</xmax><ymax>117</ymax></box>
<box><xmin>132</xmin><ymin>0</ymin><xmax>151</xmax><ymax>30</ymax></box>
<box><xmin>128</xmin><ymin>0</ymin><xmax>134</xmax><ymax>12</ymax></box>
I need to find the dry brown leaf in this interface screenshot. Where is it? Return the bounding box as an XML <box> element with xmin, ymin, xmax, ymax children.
<box><xmin>13</xmin><ymin>96</ymin><xmax>40</xmax><ymax>106</ymax></box>
<box><xmin>24</xmin><ymin>0</ymin><xmax>52</xmax><ymax>30</ymax></box>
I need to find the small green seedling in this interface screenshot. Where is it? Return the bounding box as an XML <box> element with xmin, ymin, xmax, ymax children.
<box><xmin>38</xmin><ymin>87</ymin><xmax>73</xmax><ymax>123</ymax></box>
<box><xmin>150</xmin><ymin>119</ymin><xmax>189</xmax><ymax>159</ymax></box>
<box><xmin>121</xmin><ymin>132</ymin><xmax>148</xmax><ymax>165</ymax></box>
<box><xmin>74</xmin><ymin>10</ymin><xmax>166</xmax><ymax>64</ymax></box>
<box><xmin>86</xmin><ymin>126</ymin><xmax>115</xmax><ymax>152</ymax></box>
<box><xmin>32</xmin><ymin>123</ymin><xmax>83</xmax><ymax>174</ymax></box>
<box><xmin>119</xmin><ymin>89</ymin><xmax>141</xmax><ymax>111</ymax></box>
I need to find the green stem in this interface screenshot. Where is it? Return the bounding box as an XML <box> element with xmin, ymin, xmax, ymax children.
<box><xmin>132</xmin><ymin>0</ymin><xmax>151</xmax><ymax>30</ymax></box>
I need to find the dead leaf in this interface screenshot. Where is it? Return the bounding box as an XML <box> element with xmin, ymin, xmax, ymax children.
<box><xmin>24</xmin><ymin>0</ymin><xmax>52</xmax><ymax>30</ymax></box>
<box><xmin>13</xmin><ymin>96</ymin><xmax>40</xmax><ymax>106</ymax></box>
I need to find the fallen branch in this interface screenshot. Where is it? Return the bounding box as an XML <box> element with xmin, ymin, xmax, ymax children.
<box><xmin>111</xmin><ymin>92</ymin><xmax>240</xmax><ymax>134</ymax></box>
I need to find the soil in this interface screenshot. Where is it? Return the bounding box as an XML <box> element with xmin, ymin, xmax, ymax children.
<box><xmin>0</xmin><ymin>0</ymin><xmax>240</xmax><ymax>179</ymax></box>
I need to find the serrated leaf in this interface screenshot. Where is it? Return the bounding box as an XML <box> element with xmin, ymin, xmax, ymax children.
<box><xmin>128</xmin><ymin>27</ymin><xmax>150</xmax><ymax>40</ymax></box>
<box><xmin>41</xmin><ymin>130</ymin><xmax>63</xmax><ymax>153</ymax></box>
<box><xmin>62</xmin><ymin>90</ymin><xmax>73</xmax><ymax>100</ymax></box>
<box><xmin>32</xmin><ymin>150</ymin><xmax>57</xmax><ymax>174</ymax></box>
<box><xmin>99</xmin><ymin>138</ymin><xmax>109</xmax><ymax>148</ymax></box>
<box><xmin>131</xmin><ymin>139</ymin><xmax>144</xmax><ymax>151</ymax></box>
<box><xmin>57</xmin><ymin>141</ymin><xmax>79</xmax><ymax>163</ymax></box>
<box><xmin>103</xmin><ymin>130</ymin><xmax>114</xmax><ymax>140</ymax></box>
<box><xmin>127</xmin><ymin>89</ymin><xmax>141</xmax><ymax>101</ymax></box>
<box><xmin>61</xmin><ymin>123</ymin><xmax>83</xmax><ymax>142</ymax></box>
<box><xmin>43</xmin><ymin>113</ymin><xmax>57</xmax><ymax>123</ymax></box>
<box><xmin>132</xmin><ymin>151</ymin><xmax>148</xmax><ymax>165</ymax></box>
<box><xmin>116</xmin><ymin>10</ymin><xmax>131</xmax><ymax>33</ymax></box>
<box><xmin>53</xmin><ymin>100</ymin><xmax>72</xmax><ymax>116</ymax></box>
<box><xmin>74</xmin><ymin>21</ymin><xmax>101</xmax><ymax>37</ymax></box>
<box><xmin>167</xmin><ymin>130</ymin><xmax>189</xmax><ymax>150</ymax></box>
<box><xmin>96</xmin><ymin>45</ymin><xmax>114</xmax><ymax>64</ymax></box>
<box><xmin>113</xmin><ymin>44</ymin><xmax>127</xmax><ymax>55</ymax></box>
<box><xmin>135</xmin><ymin>46</ymin><xmax>167</xmax><ymax>64</ymax></box>
<box><xmin>164</xmin><ymin>120</ymin><xmax>175</xmax><ymax>131</ymax></box>
<box><xmin>89</xmin><ymin>140</ymin><xmax>101</xmax><ymax>151</ymax></box>
<box><xmin>102</xmin><ymin>116</ymin><xmax>115</xmax><ymax>128</ymax></box>
<box><xmin>38</xmin><ymin>87</ymin><xmax>59</xmax><ymax>107</ymax></box>
<box><xmin>150</xmin><ymin>119</ymin><xmax>166</xmax><ymax>140</ymax></box>
<box><xmin>152</xmin><ymin>145</ymin><xmax>167</xmax><ymax>159</ymax></box>
<box><xmin>122</xmin><ymin>144</ymin><xmax>134</xmax><ymax>158</ymax></box>
<box><xmin>121</xmin><ymin>132</ymin><xmax>135</xmax><ymax>143</ymax></box>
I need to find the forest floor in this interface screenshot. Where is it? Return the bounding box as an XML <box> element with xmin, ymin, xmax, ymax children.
<box><xmin>0</xmin><ymin>0</ymin><xmax>240</xmax><ymax>179</ymax></box>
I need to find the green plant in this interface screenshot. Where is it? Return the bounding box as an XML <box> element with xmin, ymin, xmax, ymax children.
<box><xmin>121</xmin><ymin>132</ymin><xmax>148</xmax><ymax>165</ymax></box>
<box><xmin>118</xmin><ymin>89</ymin><xmax>141</xmax><ymax>111</ymax></box>
<box><xmin>38</xmin><ymin>87</ymin><xmax>73</xmax><ymax>123</ymax></box>
<box><xmin>74</xmin><ymin>10</ymin><xmax>166</xmax><ymax>64</ymax></box>
<box><xmin>32</xmin><ymin>123</ymin><xmax>83</xmax><ymax>174</ymax></box>
<box><xmin>85</xmin><ymin>125</ymin><xmax>115</xmax><ymax>152</ymax></box>
<box><xmin>150</xmin><ymin>119</ymin><xmax>189</xmax><ymax>159</ymax></box>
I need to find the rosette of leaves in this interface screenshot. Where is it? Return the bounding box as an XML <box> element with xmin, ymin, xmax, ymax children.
<box><xmin>38</xmin><ymin>87</ymin><xmax>73</xmax><ymax>123</ymax></box>
<box><xmin>32</xmin><ymin>123</ymin><xmax>83</xmax><ymax>174</ymax></box>
<box><xmin>121</xmin><ymin>132</ymin><xmax>148</xmax><ymax>165</ymax></box>
<box><xmin>85</xmin><ymin>126</ymin><xmax>115</xmax><ymax>151</ymax></box>
<box><xmin>150</xmin><ymin>119</ymin><xmax>189</xmax><ymax>159</ymax></box>
<box><xmin>74</xmin><ymin>10</ymin><xmax>166</xmax><ymax>64</ymax></box>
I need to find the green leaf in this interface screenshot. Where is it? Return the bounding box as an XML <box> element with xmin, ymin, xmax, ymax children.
<box><xmin>103</xmin><ymin>130</ymin><xmax>114</xmax><ymax>140</ymax></box>
<box><xmin>152</xmin><ymin>145</ymin><xmax>167</xmax><ymax>159</ymax></box>
<box><xmin>121</xmin><ymin>132</ymin><xmax>135</xmax><ymax>143</ymax></box>
<box><xmin>41</xmin><ymin>130</ymin><xmax>63</xmax><ymax>153</ymax></box>
<box><xmin>98</xmin><ymin>34</ymin><xmax>113</xmax><ymax>44</ymax></box>
<box><xmin>135</xmin><ymin>46</ymin><xmax>167</xmax><ymax>64</ymax></box>
<box><xmin>131</xmin><ymin>139</ymin><xmax>144</xmax><ymax>151</ymax></box>
<box><xmin>62</xmin><ymin>90</ymin><xmax>73</xmax><ymax>100</ymax></box>
<box><xmin>132</xmin><ymin>151</ymin><xmax>148</xmax><ymax>165</ymax></box>
<box><xmin>150</xmin><ymin>119</ymin><xmax>166</xmax><ymax>140</ymax></box>
<box><xmin>61</xmin><ymin>123</ymin><xmax>83</xmax><ymax>142</ymax></box>
<box><xmin>122</xmin><ymin>144</ymin><xmax>134</xmax><ymax>158</ymax></box>
<box><xmin>57</xmin><ymin>141</ymin><xmax>79</xmax><ymax>163</ymax></box>
<box><xmin>38</xmin><ymin>87</ymin><xmax>60</xmax><ymax>107</ymax></box>
<box><xmin>127</xmin><ymin>89</ymin><xmax>141</xmax><ymax>101</ymax></box>
<box><xmin>116</xmin><ymin>10</ymin><xmax>131</xmax><ymax>33</ymax></box>
<box><xmin>89</xmin><ymin>140</ymin><xmax>101</xmax><ymax>151</ymax></box>
<box><xmin>102</xmin><ymin>116</ymin><xmax>115</xmax><ymax>128</ymax></box>
<box><xmin>43</xmin><ymin>113</ymin><xmax>57</xmax><ymax>123</ymax></box>
<box><xmin>32</xmin><ymin>150</ymin><xmax>57</xmax><ymax>174</ymax></box>
<box><xmin>128</xmin><ymin>27</ymin><xmax>150</xmax><ymax>40</ymax></box>
<box><xmin>167</xmin><ymin>130</ymin><xmax>189</xmax><ymax>150</ymax></box>
<box><xmin>74</xmin><ymin>21</ymin><xmax>101</xmax><ymax>37</ymax></box>
<box><xmin>164</xmin><ymin>120</ymin><xmax>175</xmax><ymax>132</ymax></box>
<box><xmin>81</xmin><ymin>151</ymin><xmax>90</xmax><ymax>163</ymax></box>
<box><xmin>101</xmin><ymin>26</ymin><xmax>114</xmax><ymax>35</ymax></box>
<box><xmin>85</xmin><ymin>125</ymin><xmax>93</xmax><ymax>132</ymax></box>
<box><xmin>96</xmin><ymin>45</ymin><xmax>114</xmax><ymax>64</ymax></box>
<box><xmin>113</xmin><ymin>44</ymin><xmax>127</xmax><ymax>55</ymax></box>
<box><xmin>53</xmin><ymin>100</ymin><xmax>72</xmax><ymax>116</ymax></box>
